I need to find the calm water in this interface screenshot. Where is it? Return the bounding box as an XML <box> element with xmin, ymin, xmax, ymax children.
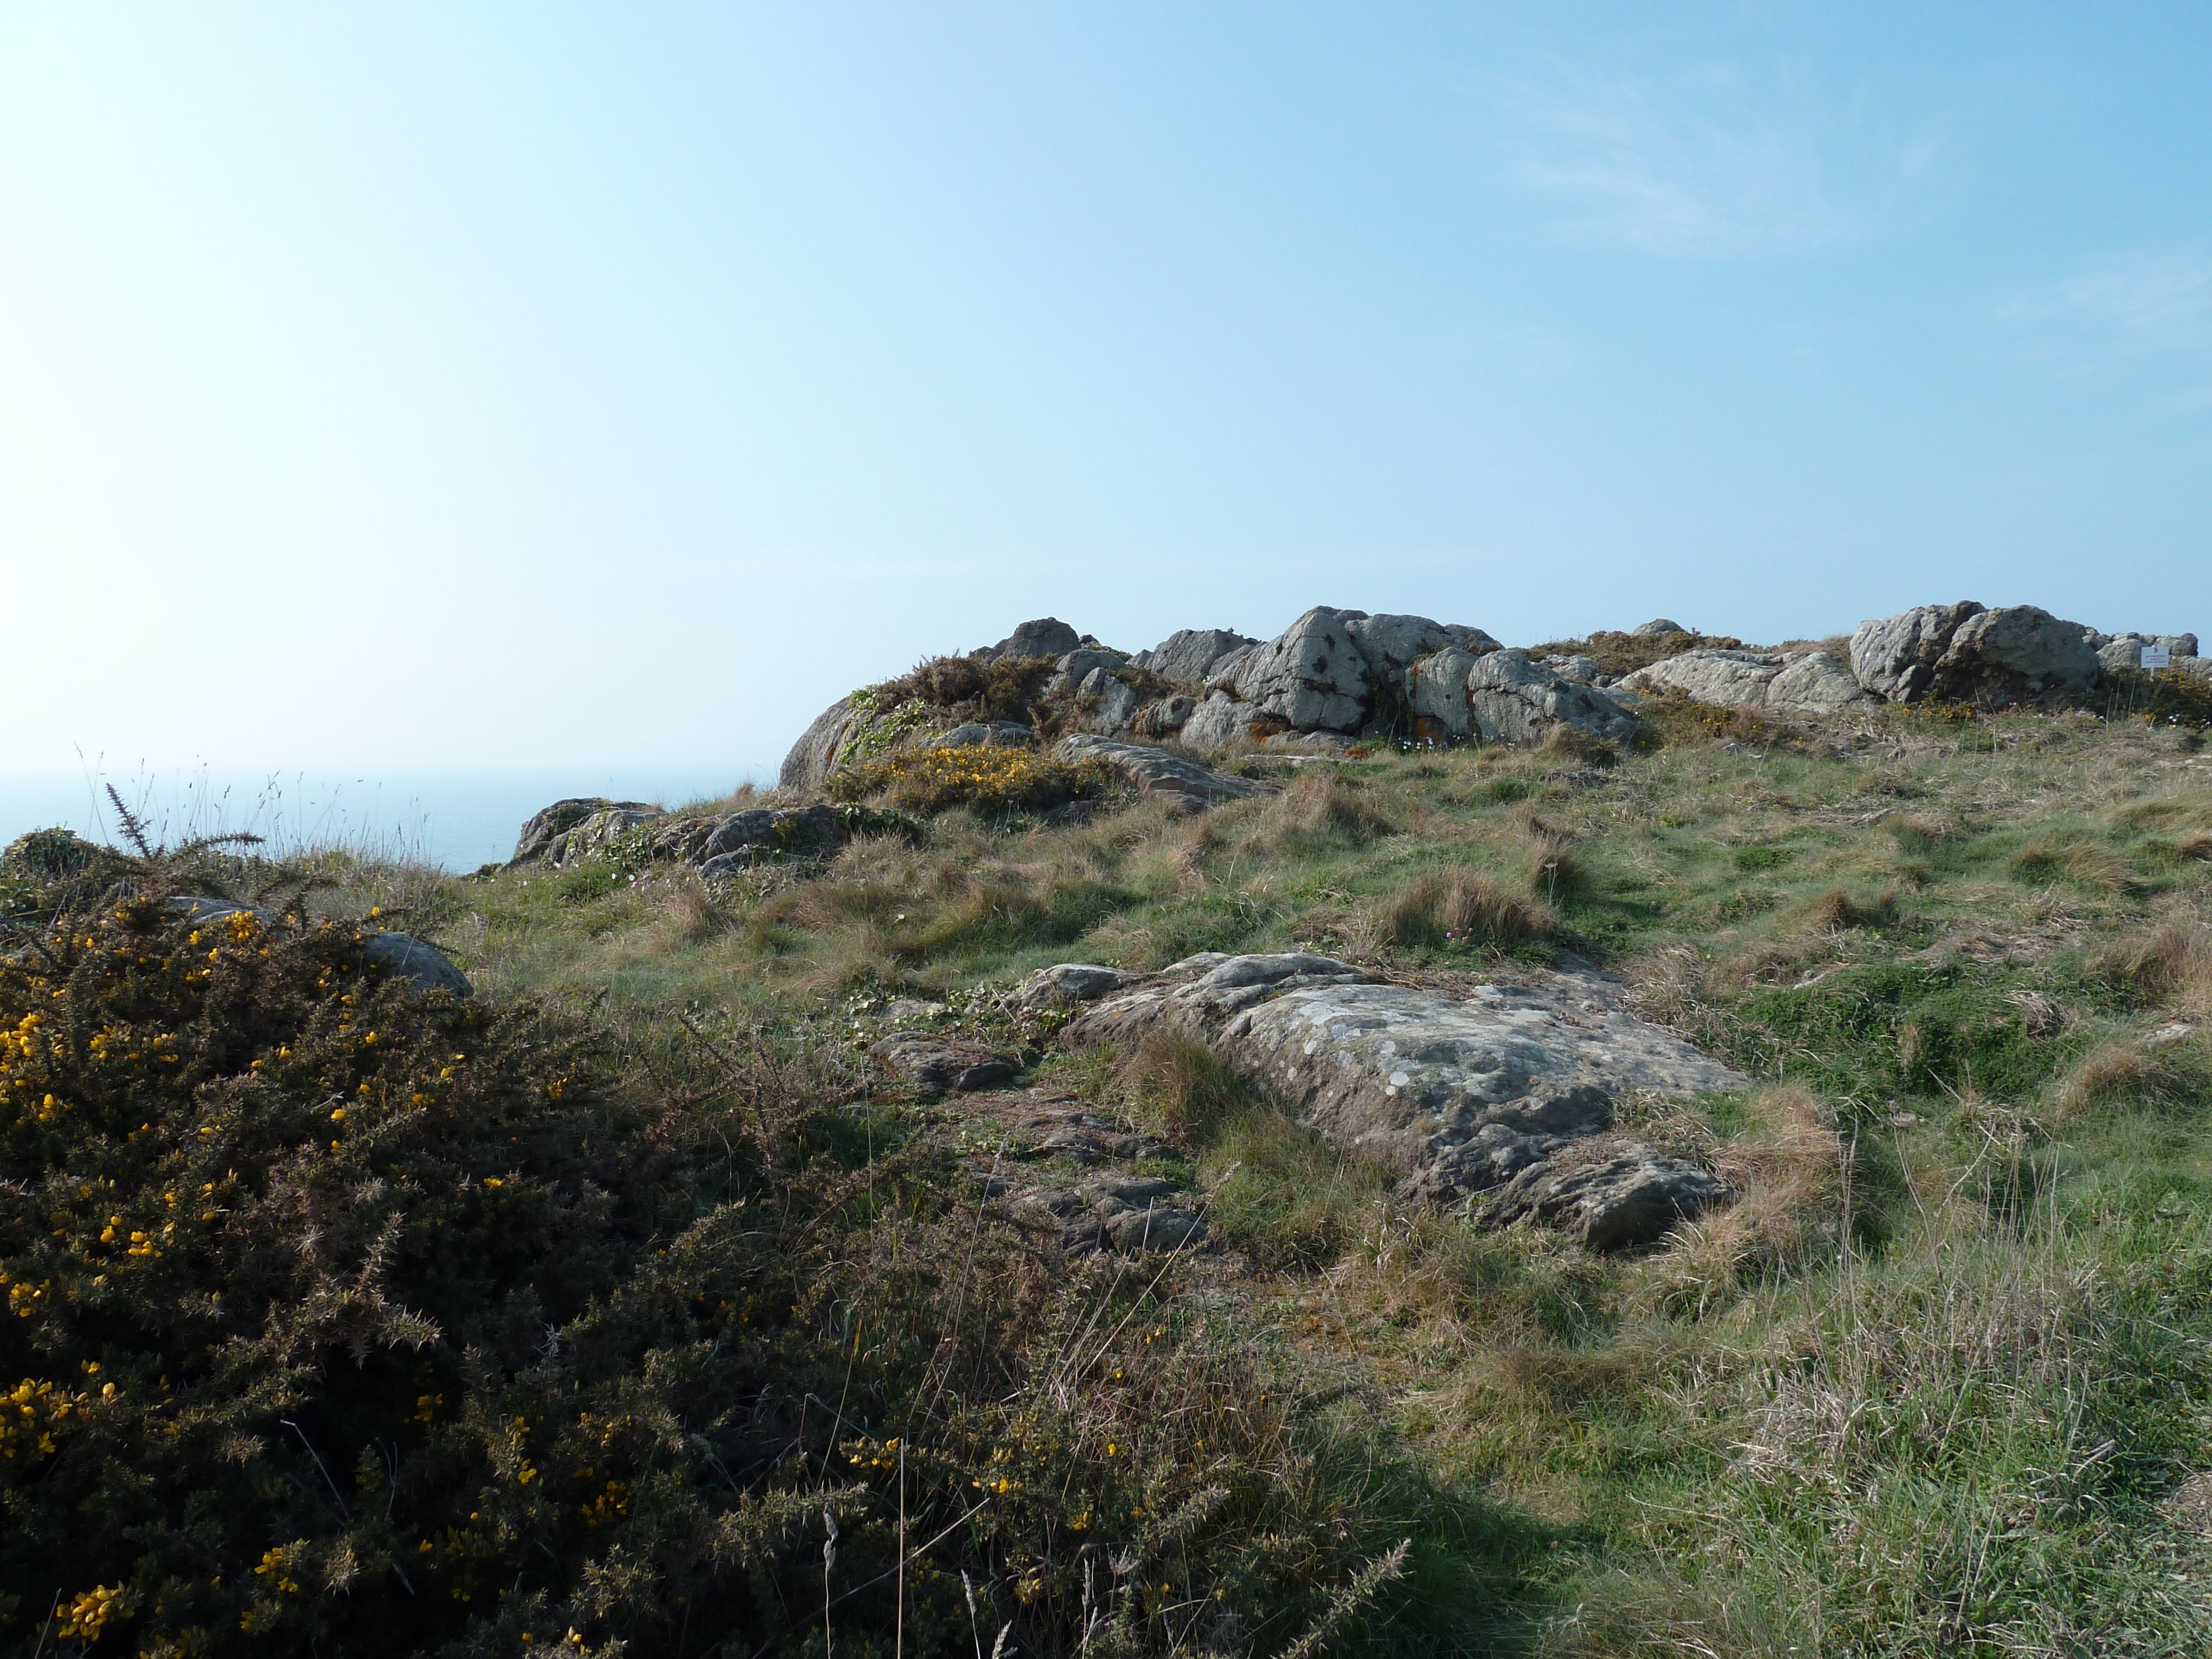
<box><xmin>0</xmin><ymin>766</ymin><xmax>764</xmax><ymax>873</ymax></box>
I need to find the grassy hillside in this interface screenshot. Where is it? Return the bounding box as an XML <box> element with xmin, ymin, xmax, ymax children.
<box><xmin>9</xmin><ymin>702</ymin><xmax>2212</xmax><ymax>1655</ymax></box>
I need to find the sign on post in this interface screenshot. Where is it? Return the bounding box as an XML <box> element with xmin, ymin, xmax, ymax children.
<box><xmin>2142</xmin><ymin>644</ymin><xmax>2172</xmax><ymax>672</ymax></box>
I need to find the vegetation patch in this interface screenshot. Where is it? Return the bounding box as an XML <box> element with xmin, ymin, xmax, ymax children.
<box><xmin>827</xmin><ymin>744</ymin><xmax>1124</xmax><ymax>817</ymax></box>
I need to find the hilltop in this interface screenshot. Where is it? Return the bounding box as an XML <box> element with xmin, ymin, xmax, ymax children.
<box><xmin>6</xmin><ymin>601</ymin><xmax>2212</xmax><ymax>1656</ymax></box>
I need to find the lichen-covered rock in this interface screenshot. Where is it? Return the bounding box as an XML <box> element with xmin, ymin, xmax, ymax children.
<box><xmin>1129</xmin><ymin>628</ymin><xmax>1256</xmax><ymax>685</ymax></box>
<box><xmin>1483</xmin><ymin>1141</ymin><xmax>1729</xmax><ymax>1249</ymax></box>
<box><xmin>1217</xmin><ymin>606</ymin><xmax>1374</xmax><ymax>733</ymax></box>
<box><xmin>1620</xmin><ymin>648</ymin><xmax>1869</xmax><ymax>713</ymax></box>
<box><xmin>1467</xmin><ymin>650</ymin><xmax>1639</xmax><ymax>745</ymax></box>
<box><xmin>1178</xmin><ymin>690</ymin><xmax>1260</xmax><ymax>750</ymax></box>
<box><xmin>1132</xmin><ymin>695</ymin><xmax>1197</xmax><ymax>737</ymax></box>
<box><xmin>1060</xmin><ymin>955</ymin><xmax>1746</xmax><ymax>1246</ymax></box>
<box><xmin>936</xmin><ymin>721</ymin><xmax>1034</xmax><ymax>749</ymax></box>
<box><xmin>510</xmin><ymin>798</ymin><xmax>660</xmax><ymax>865</ymax></box>
<box><xmin>1050</xmin><ymin>735</ymin><xmax>1278</xmax><ymax>812</ymax></box>
<box><xmin>1075</xmin><ymin>667</ymin><xmax>1141</xmax><ymax>732</ymax></box>
<box><xmin>660</xmin><ymin>804</ymin><xmax>872</xmax><ymax>878</ymax></box>
<box><xmin>1620</xmin><ymin>649</ymin><xmax>1787</xmax><ymax>707</ymax></box>
<box><xmin>1850</xmin><ymin>602</ymin><xmax>2100</xmax><ymax>705</ymax></box>
<box><xmin>779</xmin><ymin>701</ymin><xmax>863</xmax><ymax>797</ymax></box>
<box><xmin>1345</xmin><ymin>614</ymin><xmax>1501</xmax><ymax>704</ymax></box>
<box><xmin>978</xmin><ymin>618</ymin><xmax>1084</xmax><ymax>663</ymax></box>
<box><xmin>545</xmin><ymin>806</ymin><xmax>667</xmax><ymax>867</ymax></box>
<box><xmin>1012</xmin><ymin>963</ymin><xmax>1138</xmax><ymax>1009</ymax></box>
<box><xmin>2098</xmin><ymin>633</ymin><xmax>2202</xmax><ymax>672</ymax></box>
<box><xmin>1766</xmin><ymin>650</ymin><xmax>1870</xmax><ymax>711</ymax></box>
<box><xmin>869</xmin><ymin>1034</ymin><xmax>1020</xmax><ymax>1092</ymax></box>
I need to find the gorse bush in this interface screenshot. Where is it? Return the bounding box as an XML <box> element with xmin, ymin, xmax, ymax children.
<box><xmin>0</xmin><ymin>863</ymin><xmax>1415</xmax><ymax>1657</ymax></box>
<box><xmin>827</xmin><ymin>745</ymin><xmax>1122</xmax><ymax>817</ymax></box>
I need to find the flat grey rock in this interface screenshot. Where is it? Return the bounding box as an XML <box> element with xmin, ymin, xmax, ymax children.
<box><xmin>1012</xmin><ymin>962</ymin><xmax>1138</xmax><ymax>1009</ymax></box>
<box><xmin>1060</xmin><ymin>954</ymin><xmax>1746</xmax><ymax>1246</ymax></box>
<box><xmin>869</xmin><ymin>1034</ymin><xmax>1020</xmax><ymax>1093</ymax></box>
<box><xmin>1484</xmin><ymin>1142</ymin><xmax>1728</xmax><ymax>1249</ymax></box>
<box><xmin>1051</xmin><ymin>734</ymin><xmax>1278</xmax><ymax>812</ymax></box>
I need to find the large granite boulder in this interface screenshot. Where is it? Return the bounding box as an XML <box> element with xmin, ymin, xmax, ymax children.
<box><xmin>1345</xmin><ymin>614</ymin><xmax>1502</xmax><ymax>703</ymax></box>
<box><xmin>2098</xmin><ymin>633</ymin><xmax>2201</xmax><ymax>673</ymax></box>
<box><xmin>654</xmin><ymin>804</ymin><xmax>879</xmax><ymax>878</ymax></box>
<box><xmin>1129</xmin><ymin>628</ymin><xmax>1258</xmax><ymax>685</ymax></box>
<box><xmin>1051</xmin><ymin>734</ymin><xmax>1279</xmax><ymax>812</ymax></box>
<box><xmin>1632</xmin><ymin>618</ymin><xmax>1688</xmax><ymax>636</ymax></box>
<box><xmin>510</xmin><ymin>798</ymin><xmax>661</xmax><ymax>865</ymax></box>
<box><xmin>1620</xmin><ymin>648</ymin><xmax>1869</xmax><ymax>713</ymax></box>
<box><xmin>1465</xmin><ymin>650</ymin><xmax>1639</xmax><ymax>746</ymax></box>
<box><xmin>1178</xmin><ymin>691</ymin><xmax>1263</xmax><ymax>750</ymax></box>
<box><xmin>170</xmin><ymin>896</ymin><xmax>472</xmax><ymax>999</ymax></box>
<box><xmin>1213</xmin><ymin>606</ymin><xmax>1375</xmax><ymax>732</ymax></box>
<box><xmin>1074</xmin><ymin>666</ymin><xmax>1141</xmax><ymax>732</ymax></box>
<box><xmin>1850</xmin><ymin>602</ymin><xmax>2100</xmax><ymax>705</ymax></box>
<box><xmin>780</xmin><ymin>700</ymin><xmax>863</xmax><ymax>796</ymax></box>
<box><xmin>1046</xmin><ymin>647</ymin><xmax>1130</xmax><ymax>698</ymax></box>
<box><xmin>1061</xmin><ymin>953</ymin><xmax>1745</xmax><ymax>1246</ymax></box>
<box><xmin>979</xmin><ymin>618</ymin><xmax>1084</xmax><ymax>663</ymax></box>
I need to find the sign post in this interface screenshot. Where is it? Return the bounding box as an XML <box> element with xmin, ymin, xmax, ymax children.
<box><xmin>2142</xmin><ymin>644</ymin><xmax>2172</xmax><ymax>674</ymax></box>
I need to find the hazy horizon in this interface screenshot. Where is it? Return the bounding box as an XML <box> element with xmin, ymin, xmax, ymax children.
<box><xmin>8</xmin><ymin>3</ymin><xmax>2210</xmax><ymax>782</ymax></box>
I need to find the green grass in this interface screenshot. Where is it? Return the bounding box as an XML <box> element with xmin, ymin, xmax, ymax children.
<box><xmin>17</xmin><ymin>706</ymin><xmax>2212</xmax><ymax>1653</ymax></box>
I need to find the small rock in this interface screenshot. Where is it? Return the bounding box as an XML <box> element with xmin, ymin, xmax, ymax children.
<box><xmin>868</xmin><ymin>1034</ymin><xmax>1021</xmax><ymax>1093</ymax></box>
<box><xmin>1013</xmin><ymin>963</ymin><xmax>1137</xmax><ymax>1010</ymax></box>
<box><xmin>1483</xmin><ymin>1141</ymin><xmax>1729</xmax><ymax>1250</ymax></box>
<box><xmin>1051</xmin><ymin>734</ymin><xmax>1279</xmax><ymax>812</ymax></box>
<box><xmin>168</xmin><ymin>897</ymin><xmax>472</xmax><ymax>999</ymax></box>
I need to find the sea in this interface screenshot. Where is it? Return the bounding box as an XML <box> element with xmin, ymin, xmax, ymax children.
<box><xmin>0</xmin><ymin>766</ymin><xmax>767</xmax><ymax>873</ymax></box>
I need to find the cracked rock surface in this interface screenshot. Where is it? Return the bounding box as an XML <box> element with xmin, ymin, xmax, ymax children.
<box><xmin>1060</xmin><ymin>952</ymin><xmax>1745</xmax><ymax>1246</ymax></box>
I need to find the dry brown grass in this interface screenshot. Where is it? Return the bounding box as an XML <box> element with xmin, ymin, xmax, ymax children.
<box><xmin>2095</xmin><ymin>917</ymin><xmax>2212</xmax><ymax>1019</ymax></box>
<box><xmin>1376</xmin><ymin>870</ymin><xmax>1552</xmax><ymax>948</ymax></box>
<box><xmin>1115</xmin><ymin>1029</ymin><xmax>1262</xmax><ymax>1142</ymax></box>
<box><xmin>1647</xmin><ymin>1086</ymin><xmax>1845</xmax><ymax>1312</ymax></box>
<box><xmin>1802</xmin><ymin>884</ymin><xmax>1900</xmax><ymax>932</ymax></box>
<box><xmin>2178</xmin><ymin>831</ymin><xmax>2212</xmax><ymax>861</ymax></box>
<box><xmin>2055</xmin><ymin>1042</ymin><xmax>2182</xmax><ymax>1120</ymax></box>
<box><xmin>2008</xmin><ymin>834</ymin><xmax>2135</xmax><ymax>893</ymax></box>
<box><xmin>1888</xmin><ymin>810</ymin><xmax>1958</xmax><ymax>843</ymax></box>
<box><xmin>1255</xmin><ymin>770</ymin><xmax>1399</xmax><ymax>849</ymax></box>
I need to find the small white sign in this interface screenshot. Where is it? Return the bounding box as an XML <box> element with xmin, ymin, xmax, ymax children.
<box><xmin>2142</xmin><ymin>644</ymin><xmax>2172</xmax><ymax>671</ymax></box>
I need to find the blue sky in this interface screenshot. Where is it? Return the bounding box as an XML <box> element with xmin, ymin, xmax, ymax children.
<box><xmin>5</xmin><ymin>2</ymin><xmax>2210</xmax><ymax>784</ymax></box>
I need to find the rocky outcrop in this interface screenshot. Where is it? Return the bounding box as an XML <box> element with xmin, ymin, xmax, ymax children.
<box><xmin>1051</xmin><ymin>734</ymin><xmax>1279</xmax><ymax>812</ymax></box>
<box><xmin>1850</xmin><ymin>603</ymin><xmax>2100</xmax><ymax>705</ymax></box>
<box><xmin>936</xmin><ymin>721</ymin><xmax>1034</xmax><ymax>749</ymax></box>
<box><xmin>1621</xmin><ymin>649</ymin><xmax>1870</xmax><ymax>713</ymax></box>
<box><xmin>170</xmin><ymin>897</ymin><xmax>472</xmax><ymax>999</ymax></box>
<box><xmin>510</xmin><ymin>800</ymin><xmax>909</xmax><ymax>879</ymax></box>
<box><xmin>1061</xmin><ymin>953</ymin><xmax>1744</xmax><ymax>1246</ymax></box>
<box><xmin>1074</xmin><ymin>667</ymin><xmax>1140</xmax><ymax>733</ymax></box>
<box><xmin>510</xmin><ymin>799</ymin><xmax>661</xmax><ymax>865</ymax></box>
<box><xmin>2098</xmin><ymin>633</ymin><xmax>2204</xmax><ymax>674</ymax></box>
<box><xmin>1465</xmin><ymin>650</ymin><xmax>1639</xmax><ymax>746</ymax></box>
<box><xmin>654</xmin><ymin>804</ymin><xmax>892</xmax><ymax>878</ymax></box>
<box><xmin>1212</xmin><ymin>606</ymin><xmax>1374</xmax><ymax>733</ymax></box>
<box><xmin>1129</xmin><ymin>628</ymin><xmax>1257</xmax><ymax>685</ymax></box>
<box><xmin>779</xmin><ymin>702</ymin><xmax>862</xmax><ymax>796</ymax></box>
<box><xmin>978</xmin><ymin>618</ymin><xmax>1083</xmax><ymax>663</ymax></box>
<box><xmin>1633</xmin><ymin>619</ymin><xmax>1688</xmax><ymax>637</ymax></box>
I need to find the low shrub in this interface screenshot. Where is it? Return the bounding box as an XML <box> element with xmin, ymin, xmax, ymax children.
<box><xmin>826</xmin><ymin>745</ymin><xmax>1121</xmax><ymax>817</ymax></box>
<box><xmin>0</xmin><ymin>865</ymin><xmax>1414</xmax><ymax>1656</ymax></box>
